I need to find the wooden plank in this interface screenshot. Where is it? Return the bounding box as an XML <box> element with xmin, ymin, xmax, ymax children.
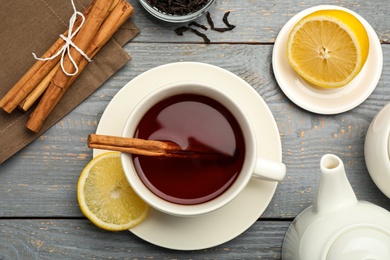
<box><xmin>0</xmin><ymin>219</ymin><xmax>289</xmax><ymax>259</ymax></box>
<box><xmin>0</xmin><ymin>0</ymin><xmax>389</xmax><ymax>257</ymax></box>
<box><xmin>127</xmin><ymin>0</ymin><xmax>390</xmax><ymax>43</ymax></box>
<box><xmin>0</xmin><ymin>44</ymin><xmax>389</xmax><ymax>218</ymax></box>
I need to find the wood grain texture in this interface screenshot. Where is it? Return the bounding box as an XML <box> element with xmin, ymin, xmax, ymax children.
<box><xmin>0</xmin><ymin>220</ymin><xmax>289</xmax><ymax>259</ymax></box>
<box><xmin>1</xmin><ymin>0</ymin><xmax>390</xmax><ymax>257</ymax></box>
<box><xmin>1</xmin><ymin>44</ymin><xmax>389</xmax><ymax>218</ymax></box>
<box><xmin>128</xmin><ymin>0</ymin><xmax>390</xmax><ymax>44</ymax></box>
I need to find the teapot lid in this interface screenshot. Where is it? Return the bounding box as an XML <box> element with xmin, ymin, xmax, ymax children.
<box><xmin>327</xmin><ymin>226</ymin><xmax>390</xmax><ymax>259</ymax></box>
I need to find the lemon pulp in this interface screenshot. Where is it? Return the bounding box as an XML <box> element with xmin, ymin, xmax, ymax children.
<box><xmin>286</xmin><ymin>9</ymin><xmax>369</xmax><ymax>88</ymax></box>
<box><xmin>77</xmin><ymin>152</ymin><xmax>149</xmax><ymax>231</ymax></box>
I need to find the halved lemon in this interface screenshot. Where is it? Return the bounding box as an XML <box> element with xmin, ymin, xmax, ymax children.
<box><xmin>286</xmin><ymin>9</ymin><xmax>369</xmax><ymax>88</ymax></box>
<box><xmin>77</xmin><ymin>152</ymin><xmax>149</xmax><ymax>231</ymax></box>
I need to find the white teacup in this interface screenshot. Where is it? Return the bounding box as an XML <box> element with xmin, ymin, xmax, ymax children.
<box><xmin>121</xmin><ymin>81</ymin><xmax>286</xmax><ymax>217</ymax></box>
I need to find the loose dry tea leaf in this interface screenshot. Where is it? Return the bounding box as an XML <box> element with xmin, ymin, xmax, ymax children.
<box><xmin>174</xmin><ymin>26</ymin><xmax>211</xmax><ymax>44</ymax></box>
<box><xmin>190</xmin><ymin>28</ymin><xmax>211</xmax><ymax>43</ymax></box>
<box><xmin>174</xmin><ymin>11</ymin><xmax>235</xmax><ymax>44</ymax></box>
<box><xmin>207</xmin><ymin>11</ymin><xmax>235</xmax><ymax>32</ymax></box>
<box><xmin>222</xmin><ymin>11</ymin><xmax>236</xmax><ymax>29</ymax></box>
<box><xmin>147</xmin><ymin>0</ymin><xmax>211</xmax><ymax>16</ymax></box>
<box><xmin>188</xmin><ymin>21</ymin><xmax>208</xmax><ymax>30</ymax></box>
<box><xmin>206</xmin><ymin>12</ymin><xmax>215</xmax><ymax>29</ymax></box>
<box><xmin>174</xmin><ymin>26</ymin><xmax>190</xmax><ymax>36</ymax></box>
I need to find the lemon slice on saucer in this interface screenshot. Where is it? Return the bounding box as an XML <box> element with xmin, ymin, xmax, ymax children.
<box><xmin>286</xmin><ymin>9</ymin><xmax>369</xmax><ymax>88</ymax></box>
<box><xmin>77</xmin><ymin>152</ymin><xmax>149</xmax><ymax>231</ymax></box>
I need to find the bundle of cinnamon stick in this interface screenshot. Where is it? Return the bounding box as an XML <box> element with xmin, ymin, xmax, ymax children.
<box><xmin>0</xmin><ymin>0</ymin><xmax>134</xmax><ymax>132</ymax></box>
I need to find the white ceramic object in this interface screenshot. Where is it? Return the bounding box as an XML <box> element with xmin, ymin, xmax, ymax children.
<box><xmin>121</xmin><ymin>81</ymin><xmax>286</xmax><ymax>217</ymax></box>
<box><xmin>282</xmin><ymin>154</ymin><xmax>390</xmax><ymax>260</ymax></box>
<box><xmin>94</xmin><ymin>62</ymin><xmax>283</xmax><ymax>250</ymax></box>
<box><xmin>365</xmin><ymin>102</ymin><xmax>390</xmax><ymax>198</ymax></box>
<box><xmin>272</xmin><ymin>5</ymin><xmax>383</xmax><ymax>114</ymax></box>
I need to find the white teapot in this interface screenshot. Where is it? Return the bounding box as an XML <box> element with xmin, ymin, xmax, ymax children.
<box><xmin>282</xmin><ymin>154</ymin><xmax>390</xmax><ymax>260</ymax></box>
<box><xmin>365</xmin><ymin>102</ymin><xmax>390</xmax><ymax>199</ymax></box>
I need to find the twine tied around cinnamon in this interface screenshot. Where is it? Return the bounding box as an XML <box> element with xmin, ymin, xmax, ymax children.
<box><xmin>32</xmin><ymin>0</ymin><xmax>91</xmax><ymax>76</ymax></box>
<box><xmin>0</xmin><ymin>0</ymin><xmax>135</xmax><ymax>132</ymax></box>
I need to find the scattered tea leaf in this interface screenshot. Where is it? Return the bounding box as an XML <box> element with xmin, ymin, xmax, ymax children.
<box><xmin>174</xmin><ymin>11</ymin><xmax>235</xmax><ymax>44</ymax></box>
<box><xmin>222</xmin><ymin>11</ymin><xmax>236</xmax><ymax>29</ymax></box>
<box><xmin>207</xmin><ymin>11</ymin><xmax>235</xmax><ymax>32</ymax></box>
<box><xmin>174</xmin><ymin>26</ymin><xmax>190</xmax><ymax>36</ymax></box>
<box><xmin>206</xmin><ymin>12</ymin><xmax>215</xmax><ymax>30</ymax></box>
<box><xmin>188</xmin><ymin>21</ymin><xmax>208</xmax><ymax>30</ymax></box>
<box><xmin>190</xmin><ymin>28</ymin><xmax>211</xmax><ymax>43</ymax></box>
<box><xmin>174</xmin><ymin>26</ymin><xmax>211</xmax><ymax>44</ymax></box>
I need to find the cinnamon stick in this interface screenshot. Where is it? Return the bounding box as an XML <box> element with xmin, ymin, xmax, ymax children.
<box><xmin>87</xmin><ymin>0</ymin><xmax>134</xmax><ymax>57</ymax></box>
<box><xmin>62</xmin><ymin>0</ymin><xmax>134</xmax><ymax>89</ymax></box>
<box><xmin>19</xmin><ymin>62</ymin><xmax>61</xmax><ymax>112</ymax></box>
<box><xmin>0</xmin><ymin>40</ymin><xmax>63</xmax><ymax>113</ymax></box>
<box><xmin>88</xmin><ymin>134</ymin><xmax>232</xmax><ymax>160</ymax></box>
<box><xmin>88</xmin><ymin>134</ymin><xmax>182</xmax><ymax>157</ymax></box>
<box><xmin>15</xmin><ymin>0</ymin><xmax>126</xmax><ymax>113</ymax></box>
<box><xmin>26</xmin><ymin>0</ymin><xmax>134</xmax><ymax>132</ymax></box>
<box><xmin>0</xmin><ymin>5</ymin><xmax>93</xmax><ymax>113</ymax></box>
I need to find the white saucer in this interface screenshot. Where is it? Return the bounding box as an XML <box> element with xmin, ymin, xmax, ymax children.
<box><xmin>94</xmin><ymin>62</ymin><xmax>282</xmax><ymax>250</ymax></box>
<box><xmin>272</xmin><ymin>5</ymin><xmax>383</xmax><ymax>115</ymax></box>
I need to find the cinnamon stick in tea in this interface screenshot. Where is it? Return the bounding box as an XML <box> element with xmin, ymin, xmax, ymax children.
<box><xmin>26</xmin><ymin>0</ymin><xmax>134</xmax><ymax>132</ymax></box>
<box><xmin>88</xmin><ymin>134</ymin><xmax>232</xmax><ymax>160</ymax></box>
<box><xmin>88</xmin><ymin>134</ymin><xmax>182</xmax><ymax>157</ymax></box>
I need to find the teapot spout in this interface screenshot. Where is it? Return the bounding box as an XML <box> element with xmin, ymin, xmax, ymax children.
<box><xmin>313</xmin><ymin>154</ymin><xmax>357</xmax><ymax>214</ymax></box>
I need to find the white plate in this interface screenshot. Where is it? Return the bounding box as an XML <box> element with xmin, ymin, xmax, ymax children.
<box><xmin>272</xmin><ymin>5</ymin><xmax>383</xmax><ymax>115</ymax></box>
<box><xmin>94</xmin><ymin>62</ymin><xmax>282</xmax><ymax>250</ymax></box>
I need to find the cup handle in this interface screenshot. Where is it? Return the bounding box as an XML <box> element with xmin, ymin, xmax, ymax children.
<box><xmin>252</xmin><ymin>158</ymin><xmax>286</xmax><ymax>182</ymax></box>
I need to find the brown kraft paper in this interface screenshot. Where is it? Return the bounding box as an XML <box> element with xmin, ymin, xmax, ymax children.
<box><xmin>0</xmin><ymin>0</ymin><xmax>139</xmax><ymax>164</ymax></box>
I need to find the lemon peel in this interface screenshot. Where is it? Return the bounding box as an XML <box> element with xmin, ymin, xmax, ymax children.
<box><xmin>77</xmin><ymin>152</ymin><xmax>149</xmax><ymax>231</ymax></box>
<box><xmin>286</xmin><ymin>9</ymin><xmax>369</xmax><ymax>88</ymax></box>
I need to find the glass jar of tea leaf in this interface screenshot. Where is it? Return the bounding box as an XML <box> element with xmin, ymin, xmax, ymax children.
<box><xmin>139</xmin><ymin>0</ymin><xmax>215</xmax><ymax>23</ymax></box>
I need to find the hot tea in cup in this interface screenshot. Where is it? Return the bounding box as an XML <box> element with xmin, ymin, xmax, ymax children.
<box><xmin>133</xmin><ymin>93</ymin><xmax>245</xmax><ymax>205</ymax></box>
<box><xmin>121</xmin><ymin>81</ymin><xmax>285</xmax><ymax>216</ymax></box>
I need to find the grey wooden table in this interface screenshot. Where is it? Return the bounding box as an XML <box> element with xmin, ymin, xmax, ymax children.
<box><xmin>1</xmin><ymin>0</ymin><xmax>390</xmax><ymax>258</ymax></box>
